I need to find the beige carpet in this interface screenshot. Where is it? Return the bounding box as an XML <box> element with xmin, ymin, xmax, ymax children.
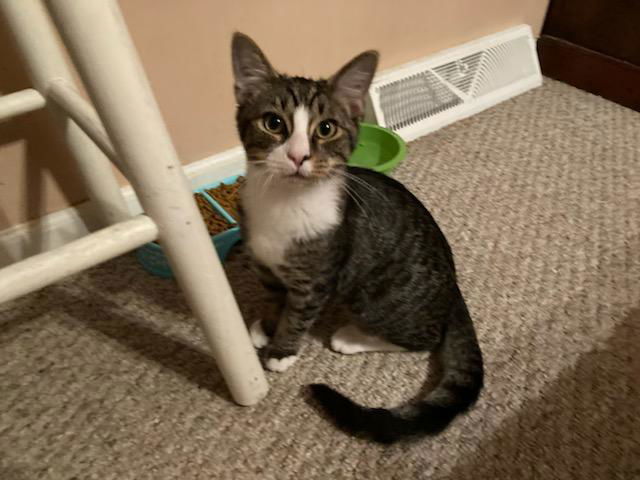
<box><xmin>1</xmin><ymin>78</ymin><xmax>639</xmax><ymax>479</ymax></box>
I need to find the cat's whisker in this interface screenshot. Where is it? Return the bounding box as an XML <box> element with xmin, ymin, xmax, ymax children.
<box><xmin>339</xmin><ymin>184</ymin><xmax>363</xmax><ymax>216</ymax></box>
<box><xmin>338</xmin><ymin>170</ymin><xmax>388</xmax><ymax>202</ymax></box>
<box><xmin>260</xmin><ymin>171</ymin><xmax>275</xmax><ymax>198</ymax></box>
<box><xmin>340</xmin><ymin>183</ymin><xmax>372</xmax><ymax>222</ymax></box>
<box><xmin>334</xmin><ymin>170</ymin><xmax>377</xmax><ymax>200</ymax></box>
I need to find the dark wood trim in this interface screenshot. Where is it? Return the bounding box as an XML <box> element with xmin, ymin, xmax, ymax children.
<box><xmin>537</xmin><ymin>35</ymin><xmax>640</xmax><ymax>112</ymax></box>
<box><xmin>542</xmin><ymin>0</ymin><xmax>640</xmax><ymax>66</ymax></box>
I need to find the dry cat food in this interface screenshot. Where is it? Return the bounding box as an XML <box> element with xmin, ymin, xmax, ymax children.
<box><xmin>205</xmin><ymin>176</ymin><xmax>245</xmax><ymax>221</ymax></box>
<box><xmin>194</xmin><ymin>193</ymin><xmax>233</xmax><ymax>236</ymax></box>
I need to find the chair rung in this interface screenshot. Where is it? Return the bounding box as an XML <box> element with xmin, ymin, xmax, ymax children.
<box><xmin>47</xmin><ymin>78</ymin><xmax>125</xmax><ymax>173</ymax></box>
<box><xmin>0</xmin><ymin>88</ymin><xmax>45</xmax><ymax>121</ymax></box>
<box><xmin>0</xmin><ymin>215</ymin><xmax>158</xmax><ymax>304</ymax></box>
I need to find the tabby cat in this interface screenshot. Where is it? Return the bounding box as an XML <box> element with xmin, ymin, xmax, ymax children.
<box><xmin>231</xmin><ymin>32</ymin><xmax>484</xmax><ymax>444</ymax></box>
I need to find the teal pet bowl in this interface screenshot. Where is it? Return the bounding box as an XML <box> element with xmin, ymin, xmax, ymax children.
<box><xmin>348</xmin><ymin>123</ymin><xmax>406</xmax><ymax>174</ymax></box>
<box><xmin>135</xmin><ymin>175</ymin><xmax>242</xmax><ymax>278</ymax></box>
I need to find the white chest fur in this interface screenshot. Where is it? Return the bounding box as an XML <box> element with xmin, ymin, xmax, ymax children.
<box><xmin>241</xmin><ymin>175</ymin><xmax>342</xmax><ymax>271</ymax></box>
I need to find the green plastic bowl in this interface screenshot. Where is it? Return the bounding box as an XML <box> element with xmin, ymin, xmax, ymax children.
<box><xmin>348</xmin><ymin>123</ymin><xmax>406</xmax><ymax>174</ymax></box>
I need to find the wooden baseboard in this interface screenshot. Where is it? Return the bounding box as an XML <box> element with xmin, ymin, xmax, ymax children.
<box><xmin>537</xmin><ymin>35</ymin><xmax>640</xmax><ymax>112</ymax></box>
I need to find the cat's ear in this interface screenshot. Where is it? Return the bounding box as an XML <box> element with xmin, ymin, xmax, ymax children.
<box><xmin>330</xmin><ymin>50</ymin><xmax>379</xmax><ymax>118</ymax></box>
<box><xmin>231</xmin><ymin>32</ymin><xmax>276</xmax><ymax>103</ymax></box>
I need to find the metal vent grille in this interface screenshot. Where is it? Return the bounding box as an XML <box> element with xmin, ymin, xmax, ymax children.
<box><xmin>377</xmin><ymin>71</ymin><xmax>461</xmax><ymax>131</ymax></box>
<box><xmin>368</xmin><ymin>25</ymin><xmax>542</xmax><ymax>142</ymax></box>
<box><xmin>473</xmin><ymin>35</ymin><xmax>537</xmax><ymax>97</ymax></box>
<box><xmin>432</xmin><ymin>52</ymin><xmax>483</xmax><ymax>95</ymax></box>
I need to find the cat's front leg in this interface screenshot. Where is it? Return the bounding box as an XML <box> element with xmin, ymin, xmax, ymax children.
<box><xmin>262</xmin><ymin>288</ymin><xmax>328</xmax><ymax>372</ymax></box>
<box><xmin>250</xmin><ymin>288</ymin><xmax>285</xmax><ymax>349</ymax></box>
<box><xmin>250</xmin><ymin>269</ymin><xmax>286</xmax><ymax>349</ymax></box>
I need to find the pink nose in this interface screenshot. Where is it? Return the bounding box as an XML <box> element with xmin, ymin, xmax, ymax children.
<box><xmin>287</xmin><ymin>152</ymin><xmax>310</xmax><ymax>167</ymax></box>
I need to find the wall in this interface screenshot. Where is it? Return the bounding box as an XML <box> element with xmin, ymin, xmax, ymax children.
<box><xmin>0</xmin><ymin>0</ymin><xmax>549</xmax><ymax>230</ymax></box>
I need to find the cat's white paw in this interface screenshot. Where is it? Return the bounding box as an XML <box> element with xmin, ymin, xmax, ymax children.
<box><xmin>330</xmin><ymin>335</ymin><xmax>362</xmax><ymax>355</ymax></box>
<box><xmin>331</xmin><ymin>324</ymin><xmax>407</xmax><ymax>355</ymax></box>
<box><xmin>330</xmin><ymin>324</ymin><xmax>366</xmax><ymax>354</ymax></box>
<box><xmin>265</xmin><ymin>355</ymin><xmax>298</xmax><ymax>372</ymax></box>
<box><xmin>249</xmin><ymin>320</ymin><xmax>269</xmax><ymax>349</ymax></box>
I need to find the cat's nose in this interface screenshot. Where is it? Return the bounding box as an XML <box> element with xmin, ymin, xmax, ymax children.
<box><xmin>287</xmin><ymin>152</ymin><xmax>310</xmax><ymax>167</ymax></box>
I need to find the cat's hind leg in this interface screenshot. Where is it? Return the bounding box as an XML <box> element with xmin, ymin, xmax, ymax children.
<box><xmin>330</xmin><ymin>324</ymin><xmax>407</xmax><ymax>355</ymax></box>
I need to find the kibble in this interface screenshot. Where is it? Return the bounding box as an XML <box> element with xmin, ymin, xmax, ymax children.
<box><xmin>205</xmin><ymin>176</ymin><xmax>245</xmax><ymax>221</ymax></box>
<box><xmin>194</xmin><ymin>193</ymin><xmax>233</xmax><ymax>236</ymax></box>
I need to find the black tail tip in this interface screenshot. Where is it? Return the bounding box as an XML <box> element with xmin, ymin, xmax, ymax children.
<box><xmin>308</xmin><ymin>383</ymin><xmax>356</xmax><ymax>412</ymax></box>
<box><xmin>309</xmin><ymin>383</ymin><xmax>339</xmax><ymax>402</ymax></box>
<box><xmin>307</xmin><ymin>383</ymin><xmax>360</xmax><ymax>426</ymax></box>
<box><xmin>307</xmin><ymin>383</ymin><xmax>400</xmax><ymax>444</ymax></box>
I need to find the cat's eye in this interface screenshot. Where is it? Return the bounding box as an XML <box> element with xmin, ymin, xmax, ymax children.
<box><xmin>316</xmin><ymin>120</ymin><xmax>337</xmax><ymax>139</ymax></box>
<box><xmin>263</xmin><ymin>113</ymin><xmax>285</xmax><ymax>134</ymax></box>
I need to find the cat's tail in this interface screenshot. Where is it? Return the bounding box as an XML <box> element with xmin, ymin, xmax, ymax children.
<box><xmin>308</xmin><ymin>295</ymin><xmax>483</xmax><ymax>444</ymax></box>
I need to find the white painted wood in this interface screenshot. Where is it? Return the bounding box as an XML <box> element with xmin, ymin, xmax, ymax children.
<box><xmin>0</xmin><ymin>147</ymin><xmax>246</xmax><ymax>267</ymax></box>
<box><xmin>122</xmin><ymin>146</ymin><xmax>247</xmax><ymax>216</ymax></box>
<box><xmin>0</xmin><ymin>201</ymin><xmax>96</xmax><ymax>267</ymax></box>
<box><xmin>0</xmin><ymin>215</ymin><xmax>158</xmax><ymax>304</ymax></box>
<box><xmin>45</xmin><ymin>0</ymin><xmax>267</xmax><ymax>406</ymax></box>
<box><xmin>0</xmin><ymin>88</ymin><xmax>45</xmax><ymax>121</ymax></box>
<box><xmin>182</xmin><ymin>146</ymin><xmax>247</xmax><ymax>191</ymax></box>
<box><xmin>47</xmin><ymin>78</ymin><xmax>124</xmax><ymax>173</ymax></box>
<box><xmin>0</xmin><ymin>0</ymin><xmax>129</xmax><ymax>227</ymax></box>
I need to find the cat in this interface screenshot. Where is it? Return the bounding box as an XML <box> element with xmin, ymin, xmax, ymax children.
<box><xmin>231</xmin><ymin>32</ymin><xmax>484</xmax><ymax>444</ymax></box>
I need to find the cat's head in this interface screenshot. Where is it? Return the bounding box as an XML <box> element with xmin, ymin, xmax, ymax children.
<box><xmin>231</xmin><ymin>33</ymin><xmax>378</xmax><ymax>183</ymax></box>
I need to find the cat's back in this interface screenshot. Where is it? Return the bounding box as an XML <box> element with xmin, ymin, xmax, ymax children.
<box><xmin>344</xmin><ymin>166</ymin><xmax>438</xmax><ymax>229</ymax></box>
<box><xmin>342</xmin><ymin>166</ymin><xmax>454</xmax><ymax>268</ymax></box>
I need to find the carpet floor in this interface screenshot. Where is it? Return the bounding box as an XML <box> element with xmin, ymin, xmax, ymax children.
<box><xmin>1</xmin><ymin>79</ymin><xmax>639</xmax><ymax>479</ymax></box>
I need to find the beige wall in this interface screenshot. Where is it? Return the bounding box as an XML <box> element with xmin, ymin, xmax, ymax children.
<box><xmin>0</xmin><ymin>0</ymin><xmax>549</xmax><ymax>230</ymax></box>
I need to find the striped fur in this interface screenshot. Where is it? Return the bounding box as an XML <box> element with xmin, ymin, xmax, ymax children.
<box><xmin>231</xmin><ymin>32</ymin><xmax>484</xmax><ymax>443</ymax></box>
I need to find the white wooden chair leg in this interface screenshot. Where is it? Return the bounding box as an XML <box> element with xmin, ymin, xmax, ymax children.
<box><xmin>44</xmin><ymin>0</ymin><xmax>268</xmax><ymax>405</ymax></box>
<box><xmin>0</xmin><ymin>0</ymin><xmax>130</xmax><ymax>226</ymax></box>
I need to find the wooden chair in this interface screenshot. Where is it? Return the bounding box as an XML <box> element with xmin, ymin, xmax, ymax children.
<box><xmin>0</xmin><ymin>0</ymin><xmax>268</xmax><ymax>406</ymax></box>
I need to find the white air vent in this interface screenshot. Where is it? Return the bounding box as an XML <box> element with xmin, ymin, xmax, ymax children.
<box><xmin>367</xmin><ymin>25</ymin><xmax>542</xmax><ymax>142</ymax></box>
